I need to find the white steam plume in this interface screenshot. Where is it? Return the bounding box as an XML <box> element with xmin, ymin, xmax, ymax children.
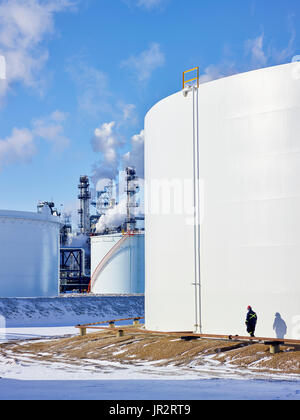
<box><xmin>91</xmin><ymin>121</ymin><xmax>120</xmax><ymax>183</ymax></box>
<box><xmin>95</xmin><ymin>198</ymin><xmax>127</xmax><ymax>234</ymax></box>
<box><xmin>122</xmin><ymin>129</ymin><xmax>144</xmax><ymax>178</ymax></box>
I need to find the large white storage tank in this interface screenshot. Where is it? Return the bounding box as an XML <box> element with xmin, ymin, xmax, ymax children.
<box><xmin>145</xmin><ymin>62</ymin><xmax>300</xmax><ymax>340</ymax></box>
<box><xmin>90</xmin><ymin>233</ymin><xmax>145</xmax><ymax>294</ymax></box>
<box><xmin>0</xmin><ymin>209</ymin><xmax>60</xmax><ymax>297</ymax></box>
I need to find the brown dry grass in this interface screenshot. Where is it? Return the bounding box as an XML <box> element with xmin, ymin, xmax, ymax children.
<box><xmin>1</xmin><ymin>328</ymin><xmax>300</xmax><ymax>376</ymax></box>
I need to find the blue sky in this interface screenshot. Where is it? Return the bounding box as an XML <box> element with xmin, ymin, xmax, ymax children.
<box><xmin>0</xmin><ymin>0</ymin><xmax>299</xmax><ymax>219</ymax></box>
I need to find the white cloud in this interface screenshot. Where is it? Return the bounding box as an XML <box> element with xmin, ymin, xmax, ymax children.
<box><xmin>244</xmin><ymin>23</ymin><xmax>296</xmax><ymax>71</ymax></box>
<box><xmin>0</xmin><ymin>0</ymin><xmax>76</xmax><ymax>103</ymax></box>
<box><xmin>92</xmin><ymin>121</ymin><xmax>118</xmax><ymax>163</ymax></box>
<box><xmin>123</xmin><ymin>129</ymin><xmax>144</xmax><ymax>177</ymax></box>
<box><xmin>0</xmin><ymin>127</ymin><xmax>36</xmax><ymax>169</ymax></box>
<box><xmin>137</xmin><ymin>0</ymin><xmax>168</xmax><ymax>9</ymax></box>
<box><xmin>50</xmin><ymin>109</ymin><xmax>68</xmax><ymax>123</ymax></box>
<box><xmin>200</xmin><ymin>25</ymin><xmax>297</xmax><ymax>86</ymax></box>
<box><xmin>66</xmin><ymin>56</ymin><xmax>140</xmax><ymax>123</ymax></box>
<box><xmin>270</xmin><ymin>16</ymin><xmax>296</xmax><ymax>64</ymax></box>
<box><xmin>124</xmin><ymin>0</ymin><xmax>169</xmax><ymax>10</ymax></box>
<box><xmin>33</xmin><ymin>111</ymin><xmax>70</xmax><ymax>152</ymax></box>
<box><xmin>66</xmin><ymin>57</ymin><xmax>113</xmax><ymax>118</ymax></box>
<box><xmin>121</xmin><ymin>43</ymin><xmax>165</xmax><ymax>81</ymax></box>
<box><xmin>0</xmin><ymin>54</ymin><xmax>6</xmax><ymax>79</ymax></box>
<box><xmin>122</xmin><ymin>103</ymin><xmax>137</xmax><ymax>122</ymax></box>
<box><xmin>245</xmin><ymin>34</ymin><xmax>268</xmax><ymax>68</ymax></box>
<box><xmin>199</xmin><ymin>63</ymin><xmax>236</xmax><ymax>84</ymax></box>
<box><xmin>0</xmin><ymin>109</ymin><xmax>70</xmax><ymax>169</ymax></box>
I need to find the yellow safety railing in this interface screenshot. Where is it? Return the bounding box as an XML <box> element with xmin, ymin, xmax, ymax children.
<box><xmin>183</xmin><ymin>67</ymin><xmax>199</xmax><ymax>89</ymax></box>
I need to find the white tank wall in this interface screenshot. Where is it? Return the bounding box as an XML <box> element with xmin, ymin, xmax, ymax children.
<box><xmin>90</xmin><ymin>233</ymin><xmax>145</xmax><ymax>294</ymax></box>
<box><xmin>0</xmin><ymin>210</ymin><xmax>60</xmax><ymax>297</ymax></box>
<box><xmin>145</xmin><ymin>89</ymin><xmax>195</xmax><ymax>332</ymax></box>
<box><xmin>145</xmin><ymin>62</ymin><xmax>300</xmax><ymax>339</ymax></box>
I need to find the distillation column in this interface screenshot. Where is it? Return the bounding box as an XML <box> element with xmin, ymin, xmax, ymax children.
<box><xmin>125</xmin><ymin>167</ymin><xmax>139</xmax><ymax>232</ymax></box>
<box><xmin>78</xmin><ymin>175</ymin><xmax>91</xmax><ymax>236</ymax></box>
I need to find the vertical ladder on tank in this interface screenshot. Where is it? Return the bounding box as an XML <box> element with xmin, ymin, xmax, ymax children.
<box><xmin>183</xmin><ymin>67</ymin><xmax>202</xmax><ymax>334</ymax></box>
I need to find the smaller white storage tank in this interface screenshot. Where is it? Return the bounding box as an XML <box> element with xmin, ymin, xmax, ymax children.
<box><xmin>90</xmin><ymin>232</ymin><xmax>145</xmax><ymax>294</ymax></box>
<box><xmin>0</xmin><ymin>209</ymin><xmax>60</xmax><ymax>297</ymax></box>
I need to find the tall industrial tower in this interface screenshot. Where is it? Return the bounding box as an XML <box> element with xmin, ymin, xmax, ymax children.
<box><xmin>125</xmin><ymin>167</ymin><xmax>139</xmax><ymax>232</ymax></box>
<box><xmin>96</xmin><ymin>180</ymin><xmax>114</xmax><ymax>216</ymax></box>
<box><xmin>78</xmin><ymin>175</ymin><xmax>91</xmax><ymax>235</ymax></box>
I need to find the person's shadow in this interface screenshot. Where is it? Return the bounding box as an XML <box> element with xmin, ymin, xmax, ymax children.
<box><xmin>273</xmin><ymin>313</ymin><xmax>287</xmax><ymax>339</ymax></box>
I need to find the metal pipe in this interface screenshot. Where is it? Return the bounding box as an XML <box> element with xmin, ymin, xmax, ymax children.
<box><xmin>192</xmin><ymin>85</ymin><xmax>202</xmax><ymax>334</ymax></box>
<box><xmin>185</xmin><ymin>84</ymin><xmax>201</xmax><ymax>334</ymax></box>
<box><xmin>75</xmin><ymin>320</ymin><xmax>300</xmax><ymax>346</ymax></box>
<box><xmin>192</xmin><ymin>86</ymin><xmax>198</xmax><ymax>333</ymax></box>
<box><xmin>196</xmin><ymin>86</ymin><xmax>202</xmax><ymax>334</ymax></box>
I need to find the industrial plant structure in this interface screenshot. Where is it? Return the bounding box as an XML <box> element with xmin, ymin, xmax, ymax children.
<box><xmin>0</xmin><ymin>169</ymin><xmax>144</xmax><ymax>297</ymax></box>
<box><xmin>145</xmin><ymin>62</ymin><xmax>300</xmax><ymax>340</ymax></box>
<box><xmin>60</xmin><ymin>169</ymin><xmax>145</xmax><ymax>295</ymax></box>
<box><xmin>59</xmin><ymin>176</ymin><xmax>91</xmax><ymax>292</ymax></box>
<box><xmin>0</xmin><ymin>204</ymin><xmax>60</xmax><ymax>297</ymax></box>
<box><xmin>78</xmin><ymin>175</ymin><xmax>91</xmax><ymax>236</ymax></box>
<box><xmin>89</xmin><ymin>167</ymin><xmax>145</xmax><ymax>295</ymax></box>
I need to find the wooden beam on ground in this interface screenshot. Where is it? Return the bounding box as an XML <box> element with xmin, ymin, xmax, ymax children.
<box><xmin>74</xmin><ymin>320</ymin><xmax>300</xmax><ymax>346</ymax></box>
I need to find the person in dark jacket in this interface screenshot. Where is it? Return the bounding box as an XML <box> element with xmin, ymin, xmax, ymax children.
<box><xmin>246</xmin><ymin>306</ymin><xmax>257</xmax><ymax>337</ymax></box>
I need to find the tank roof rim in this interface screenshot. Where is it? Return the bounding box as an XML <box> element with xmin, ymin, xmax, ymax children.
<box><xmin>0</xmin><ymin>209</ymin><xmax>61</xmax><ymax>224</ymax></box>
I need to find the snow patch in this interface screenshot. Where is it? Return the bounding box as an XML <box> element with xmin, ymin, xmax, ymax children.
<box><xmin>0</xmin><ymin>295</ymin><xmax>144</xmax><ymax>327</ymax></box>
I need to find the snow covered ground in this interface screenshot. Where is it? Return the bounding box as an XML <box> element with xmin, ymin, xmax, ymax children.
<box><xmin>0</xmin><ymin>295</ymin><xmax>144</xmax><ymax>328</ymax></box>
<box><xmin>0</xmin><ymin>295</ymin><xmax>299</xmax><ymax>400</ymax></box>
<box><xmin>1</xmin><ymin>378</ymin><xmax>300</xmax><ymax>400</ymax></box>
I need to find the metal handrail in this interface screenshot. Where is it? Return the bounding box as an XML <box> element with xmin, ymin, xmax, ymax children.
<box><xmin>183</xmin><ymin>67</ymin><xmax>199</xmax><ymax>89</ymax></box>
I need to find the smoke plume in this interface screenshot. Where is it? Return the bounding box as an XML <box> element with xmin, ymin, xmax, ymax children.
<box><xmin>95</xmin><ymin>198</ymin><xmax>127</xmax><ymax>234</ymax></box>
